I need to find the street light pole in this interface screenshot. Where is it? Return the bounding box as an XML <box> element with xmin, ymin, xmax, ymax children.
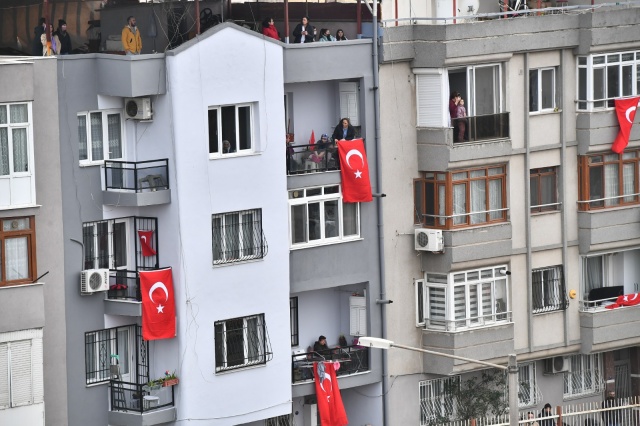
<box><xmin>358</xmin><ymin>337</ymin><xmax>519</xmax><ymax>426</ymax></box>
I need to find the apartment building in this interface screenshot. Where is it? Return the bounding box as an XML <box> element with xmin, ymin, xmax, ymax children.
<box><xmin>0</xmin><ymin>57</ymin><xmax>68</xmax><ymax>425</ymax></box>
<box><xmin>377</xmin><ymin>1</ymin><xmax>640</xmax><ymax>424</ymax></box>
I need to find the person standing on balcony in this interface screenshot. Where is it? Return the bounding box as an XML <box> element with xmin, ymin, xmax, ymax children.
<box><xmin>602</xmin><ymin>391</ymin><xmax>620</xmax><ymax>426</ymax></box>
<box><xmin>55</xmin><ymin>20</ymin><xmax>72</xmax><ymax>55</ymax></box>
<box><xmin>121</xmin><ymin>16</ymin><xmax>142</xmax><ymax>55</ymax></box>
<box><xmin>449</xmin><ymin>91</ymin><xmax>461</xmax><ymax>141</ymax></box>
<box><xmin>456</xmin><ymin>98</ymin><xmax>467</xmax><ymax>142</ymax></box>
<box><xmin>261</xmin><ymin>18</ymin><xmax>279</xmax><ymax>41</ymax></box>
<box><xmin>335</xmin><ymin>29</ymin><xmax>348</xmax><ymax>41</ymax></box>
<box><xmin>332</xmin><ymin>118</ymin><xmax>355</xmax><ymax>141</ymax></box>
<box><xmin>313</xmin><ymin>335</ymin><xmax>332</xmax><ymax>357</ymax></box>
<box><xmin>32</xmin><ymin>18</ymin><xmax>46</xmax><ymax>56</ymax></box>
<box><xmin>293</xmin><ymin>16</ymin><xmax>315</xmax><ymax>43</ymax></box>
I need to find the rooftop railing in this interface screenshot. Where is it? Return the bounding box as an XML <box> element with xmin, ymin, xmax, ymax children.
<box><xmin>104</xmin><ymin>159</ymin><xmax>169</xmax><ymax>193</ymax></box>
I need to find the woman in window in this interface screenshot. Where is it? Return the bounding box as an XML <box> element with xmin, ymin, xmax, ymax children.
<box><xmin>261</xmin><ymin>17</ymin><xmax>279</xmax><ymax>41</ymax></box>
<box><xmin>332</xmin><ymin>118</ymin><xmax>355</xmax><ymax>141</ymax></box>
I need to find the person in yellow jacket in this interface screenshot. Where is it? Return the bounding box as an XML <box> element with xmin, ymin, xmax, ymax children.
<box><xmin>121</xmin><ymin>16</ymin><xmax>142</xmax><ymax>55</ymax></box>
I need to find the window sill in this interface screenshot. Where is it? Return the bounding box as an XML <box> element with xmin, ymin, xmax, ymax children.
<box><xmin>80</xmin><ymin>161</ymin><xmax>106</xmax><ymax>167</ymax></box>
<box><xmin>0</xmin><ymin>204</ymin><xmax>41</xmax><ymax>212</ymax></box>
<box><xmin>530</xmin><ymin>209</ymin><xmax>561</xmax><ymax>216</ymax></box>
<box><xmin>214</xmin><ymin>362</ymin><xmax>267</xmax><ymax>375</ymax></box>
<box><xmin>532</xmin><ymin>308</ymin><xmax>565</xmax><ymax>316</ymax></box>
<box><xmin>0</xmin><ymin>281</ymin><xmax>44</xmax><ymax>290</ymax></box>
<box><xmin>563</xmin><ymin>391</ymin><xmax>599</xmax><ymax>401</ymax></box>
<box><xmin>212</xmin><ymin>257</ymin><xmax>265</xmax><ymax>268</ymax></box>
<box><xmin>289</xmin><ymin>237</ymin><xmax>363</xmax><ymax>251</ymax></box>
<box><xmin>209</xmin><ymin>151</ymin><xmax>260</xmax><ymax>160</ymax></box>
<box><xmin>529</xmin><ymin>109</ymin><xmax>561</xmax><ymax>116</ymax></box>
<box><xmin>422</xmin><ymin>320</ymin><xmax>512</xmax><ymax>333</ymax></box>
<box><xmin>85</xmin><ymin>381</ymin><xmax>110</xmax><ymax>388</ymax></box>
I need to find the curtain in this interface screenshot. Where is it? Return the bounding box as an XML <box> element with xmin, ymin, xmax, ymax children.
<box><xmin>470</xmin><ymin>179</ymin><xmax>486</xmax><ymax>224</ymax></box>
<box><xmin>324</xmin><ymin>200</ymin><xmax>339</xmax><ymax>238</ymax></box>
<box><xmin>0</xmin><ymin>105</ymin><xmax>6</xmax><ymax>124</ymax></box>
<box><xmin>0</xmin><ymin>129</ymin><xmax>8</xmax><ymax>175</ymax></box>
<box><xmin>78</xmin><ymin>115</ymin><xmax>88</xmax><ymax>161</ymax></box>
<box><xmin>90</xmin><ymin>112</ymin><xmax>103</xmax><ymax>161</ymax></box>
<box><xmin>453</xmin><ymin>286</ymin><xmax>466</xmax><ymax>329</ymax></box>
<box><xmin>225</xmin><ymin>213</ymin><xmax>240</xmax><ymax>259</ymax></box>
<box><xmin>453</xmin><ymin>184</ymin><xmax>466</xmax><ymax>225</ymax></box>
<box><xmin>212</xmin><ymin>217</ymin><xmax>223</xmax><ymax>262</ymax></box>
<box><xmin>541</xmin><ymin>173</ymin><xmax>556</xmax><ymax>206</ymax></box>
<box><xmin>241</xmin><ymin>211</ymin><xmax>256</xmax><ymax>256</ymax></box>
<box><xmin>308</xmin><ymin>203</ymin><xmax>320</xmax><ymax>241</ymax></box>
<box><xmin>623</xmin><ymin>163</ymin><xmax>635</xmax><ymax>202</ymax></box>
<box><xmin>585</xmin><ymin>256</ymin><xmax>603</xmax><ymax>293</ymax></box>
<box><xmin>9</xmin><ymin>104</ymin><xmax>28</xmax><ymax>123</ymax></box>
<box><xmin>489</xmin><ymin>178</ymin><xmax>503</xmax><ymax>220</ymax></box>
<box><xmin>438</xmin><ymin>185</ymin><xmax>446</xmax><ymax>226</ymax></box>
<box><xmin>290</xmin><ymin>205</ymin><xmax>307</xmax><ymax>244</ymax></box>
<box><xmin>604</xmin><ymin>158</ymin><xmax>619</xmax><ymax>206</ymax></box>
<box><xmin>12</xmin><ymin>129</ymin><xmax>28</xmax><ymax>173</ymax></box>
<box><xmin>343</xmin><ymin>202</ymin><xmax>358</xmax><ymax>236</ymax></box>
<box><xmin>5</xmin><ymin>237</ymin><xmax>28</xmax><ymax>281</ymax></box>
<box><xmin>107</xmin><ymin>114</ymin><xmax>122</xmax><ymax>159</ymax></box>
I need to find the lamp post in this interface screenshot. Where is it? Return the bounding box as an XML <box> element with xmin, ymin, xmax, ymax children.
<box><xmin>358</xmin><ymin>337</ymin><xmax>519</xmax><ymax>426</ymax></box>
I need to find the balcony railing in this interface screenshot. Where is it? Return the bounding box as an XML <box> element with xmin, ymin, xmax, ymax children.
<box><xmin>452</xmin><ymin>112</ymin><xmax>510</xmax><ymax>144</ymax></box>
<box><xmin>107</xmin><ymin>270</ymin><xmax>141</xmax><ymax>301</ymax></box>
<box><xmin>425</xmin><ymin>311</ymin><xmax>512</xmax><ymax>332</ymax></box>
<box><xmin>110</xmin><ymin>380</ymin><xmax>174</xmax><ymax>413</ymax></box>
<box><xmin>291</xmin><ymin>345</ymin><xmax>369</xmax><ymax>384</ymax></box>
<box><xmin>104</xmin><ymin>159</ymin><xmax>169</xmax><ymax>192</ymax></box>
<box><xmin>287</xmin><ymin>144</ymin><xmax>340</xmax><ymax>175</ymax></box>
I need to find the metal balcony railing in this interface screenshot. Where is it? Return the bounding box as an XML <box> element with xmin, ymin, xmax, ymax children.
<box><xmin>291</xmin><ymin>345</ymin><xmax>369</xmax><ymax>384</ymax></box>
<box><xmin>109</xmin><ymin>380</ymin><xmax>174</xmax><ymax>413</ymax></box>
<box><xmin>104</xmin><ymin>159</ymin><xmax>169</xmax><ymax>192</ymax></box>
<box><xmin>107</xmin><ymin>270</ymin><xmax>141</xmax><ymax>301</ymax></box>
<box><xmin>452</xmin><ymin>112</ymin><xmax>510</xmax><ymax>144</ymax></box>
<box><xmin>287</xmin><ymin>144</ymin><xmax>340</xmax><ymax>175</ymax></box>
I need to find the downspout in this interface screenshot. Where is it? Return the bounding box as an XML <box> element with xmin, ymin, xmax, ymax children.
<box><xmin>195</xmin><ymin>0</ymin><xmax>200</xmax><ymax>35</ymax></box>
<box><xmin>371</xmin><ymin>1</ymin><xmax>389</xmax><ymax>425</ymax></box>
<box><xmin>524</xmin><ymin>53</ymin><xmax>534</xmax><ymax>352</ymax></box>
<box><xmin>560</xmin><ymin>50</ymin><xmax>569</xmax><ymax>345</ymax></box>
<box><xmin>284</xmin><ymin>0</ymin><xmax>290</xmax><ymax>44</ymax></box>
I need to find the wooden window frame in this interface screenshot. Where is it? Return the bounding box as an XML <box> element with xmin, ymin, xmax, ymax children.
<box><xmin>530</xmin><ymin>167</ymin><xmax>559</xmax><ymax>213</ymax></box>
<box><xmin>578</xmin><ymin>151</ymin><xmax>640</xmax><ymax>211</ymax></box>
<box><xmin>0</xmin><ymin>216</ymin><xmax>36</xmax><ymax>287</ymax></box>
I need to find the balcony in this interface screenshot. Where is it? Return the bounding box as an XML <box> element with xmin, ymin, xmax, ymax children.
<box><xmin>291</xmin><ymin>345</ymin><xmax>370</xmax><ymax>384</ymax></box>
<box><xmin>102</xmin><ymin>160</ymin><xmax>170</xmax><ymax>207</ymax></box>
<box><xmin>105</xmin><ymin>270</ymin><xmax>142</xmax><ymax>317</ymax></box>
<box><xmin>452</xmin><ymin>112</ymin><xmax>510</xmax><ymax>144</ymax></box>
<box><xmin>287</xmin><ymin>143</ymin><xmax>340</xmax><ymax>175</ymax></box>
<box><xmin>95</xmin><ymin>53</ymin><xmax>166</xmax><ymax>98</ymax></box>
<box><xmin>579</xmin><ymin>297</ymin><xmax>640</xmax><ymax>354</ymax></box>
<box><xmin>577</xmin><ymin>204</ymin><xmax>640</xmax><ymax>254</ymax></box>
<box><xmin>108</xmin><ymin>380</ymin><xmax>176</xmax><ymax>426</ymax></box>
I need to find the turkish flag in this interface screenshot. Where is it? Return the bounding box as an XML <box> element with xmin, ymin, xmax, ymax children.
<box><xmin>140</xmin><ymin>268</ymin><xmax>176</xmax><ymax>340</ymax></box>
<box><xmin>337</xmin><ymin>138</ymin><xmax>373</xmax><ymax>203</ymax></box>
<box><xmin>605</xmin><ymin>292</ymin><xmax>640</xmax><ymax>310</ymax></box>
<box><xmin>314</xmin><ymin>362</ymin><xmax>348</xmax><ymax>426</ymax></box>
<box><xmin>138</xmin><ymin>230</ymin><xmax>157</xmax><ymax>256</ymax></box>
<box><xmin>611</xmin><ymin>97</ymin><xmax>640</xmax><ymax>153</ymax></box>
<box><xmin>309</xmin><ymin>130</ymin><xmax>316</xmax><ymax>150</ymax></box>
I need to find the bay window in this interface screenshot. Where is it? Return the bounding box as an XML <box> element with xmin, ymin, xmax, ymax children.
<box><xmin>577</xmin><ymin>51</ymin><xmax>639</xmax><ymax>111</ymax></box>
<box><xmin>414</xmin><ymin>165</ymin><xmax>507</xmax><ymax>229</ymax></box>
<box><xmin>77</xmin><ymin>110</ymin><xmax>123</xmax><ymax>165</ymax></box>
<box><xmin>578</xmin><ymin>150</ymin><xmax>640</xmax><ymax>210</ymax></box>
<box><xmin>416</xmin><ymin>266</ymin><xmax>510</xmax><ymax>332</ymax></box>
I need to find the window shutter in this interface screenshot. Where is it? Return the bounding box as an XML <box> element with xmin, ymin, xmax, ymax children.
<box><xmin>31</xmin><ymin>337</ymin><xmax>43</xmax><ymax>404</ymax></box>
<box><xmin>0</xmin><ymin>343</ymin><xmax>9</xmax><ymax>409</ymax></box>
<box><xmin>416</xmin><ymin>279</ymin><xmax>425</xmax><ymax>326</ymax></box>
<box><xmin>428</xmin><ymin>286</ymin><xmax>446</xmax><ymax>326</ymax></box>
<box><xmin>339</xmin><ymin>82</ymin><xmax>360</xmax><ymax>126</ymax></box>
<box><xmin>416</xmin><ymin>72</ymin><xmax>444</xmax><ymax>127</ymax></box>
<box><xmin>10</xmin><ymin>340</ymin><xmax>33</xmax><ymax>407</ymax></box>
<box><xmin>349</xmin><ymin>296</ymin><xmax>367</xmax><ymax>336</ymax></box>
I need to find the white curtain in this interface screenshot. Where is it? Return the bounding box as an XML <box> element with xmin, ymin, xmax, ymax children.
<box><xmin>5</xmin><ymin>237</ymin><xmax>28</xmax><ymax>281</ymax></box>
<box><xmin>623</xmin><ymin>162</ymin><xmax>634</xmax><ymax>202</ymax></box>
<box><xmin>604</xmin><ymin>159</ymin><xmax>619</xmax><ymax>206</ymax></box>
<box><xmin>9</xmin><ymin>104</ymin><xmax>28</xmax><ymax>123</ymax></box>
<box><xmin>77</xmin><ymin>115</ymin><xmax>88</xmax><ymax>161</ymax></box>
<box><xmin>343</xmin><ymin>202</ymin><xmax>358</xmax><ymax>236</ymax></box>
<box><xmin>12</xmin><ymin>129</ymin><xmax>28</xmax><ymax>173</ymax></box>
<box><xmin>0</xmin><ymin>128</ymin><xmax>8</xmax><ymax>175</ymax></box>
<box><xmin>438</xmin><ymin>185</ymin><xmax>446</xmax><ymax>226</ymax></box>
<box><xmin>90</xmin><ymin>112</ymin><xmax>103</xmax><ymax>161</ymax></box>
<box><xmin>470</xmin><ymin>178</ymin><xmax>486</xmax><ymax>224</ymax></box>
<box><xmin>585</xmin><ymin>256</ymin><xmax>603</xmax><ymax>293</ymax></box>
<box><xmin>453</xmin><ymin>184</ymin><xmax>466</xmax><ymax>225</ymax></box>
<box><xmin>489</xmin><ymin>178</ymin><xmax>503</xmax><ymax>220</ymax></box>
<box><xmin>107</xmin><ymin>114</ymin><xmax>122</xmax><ymax>159</ymax></box>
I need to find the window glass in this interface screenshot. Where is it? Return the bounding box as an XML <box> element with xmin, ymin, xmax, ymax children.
<box><xmin>78</xmin><ymin>115</ymin><xmax>88</xmax><ymax>160</ymax></box>
<box><xmin>212</xmin><ymin>209</ymin><xmax>265</xmax><ymax>264</ymax></box>
<box><xmin>541</xmin><ymin>69</ymin><xmax>554</xmax><ymax>109</ymax></box>
<box><xmin>208</xmin><ymin>109</ymin><xmax>219</xmax><ymax>154</ymax></box>
<box><xmin>291</xmin><ymin>205</ymin><xmax>307</xmax><ymax>244</ymax></box>
<box><xmin>0</xmin><ymin>105</ymin><xmax>6</xmax><ymax>124</ymax></box>
<box><xmin>238</xmin><ymin>106</ymin><xmax>251</xmax><ymax>151</ymax></box>
<box><xmin>529</xmin><ymin>70</ymin><xmax>538</xmax><ymax>112</ymax></box>
<box><xmin>9</xmin><ymin>105</ymin><xmax>28</xmax><ymax>123</ymax></box>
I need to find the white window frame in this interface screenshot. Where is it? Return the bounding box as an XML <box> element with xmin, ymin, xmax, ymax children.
<box><xmin>77</xmin><ymin>110</ymin><xmax>124</xmax><ymax>166</ymax></box>
<box><xmin>214</xmin><ymin>314</ymin><xmax>270</xmax><ymax>373</ymax></box>
<box><xmin>518</xmin><ymin>362</ymin><xmax>540</xmax><ymax>407</ymax></box>
<box><xmin>288</xmin><ymin>185</ymin><xmax>360</xmax><ymax>249</ymax></box>
<box><xmin>465</xmin><ymin>63</ymin><xmax>504</xmax><ymax>117</ymax></box>
<box><xmin>420</xmin><ymin>265</ymin><xmax>510</xmax><ymax>332</ymax></box>
<box><xmin>532</xmin><ymin>265</ymin><xmax>566</xmax><ymax>314</ymax></box>
<box><xmin>82</xmin><ymin>219</ymin><xmax>129</xmax><ymax>270</ymax></box>
<box><xmin>577</xmin><ymin>50</ymin><xmax>640</xmax><ymax>111</ymax></box>
<box><xmin>208</xmin><ymin>103</ymin><xmax>255</xmax><ymax>158</ymax></box>
<box><xmin>0</xmin><ymin>102</ymin><xmax>35</xmax><ymax>208</ymax></box>
<box><xmin>563</xmin><ymin>354</ymin><xmax>602</xmax><ymax>399</ymax></box>
<box><xmin>0</xmin><ymin>328</ymin><xmax>44</xmax><ymax>409</ymax></box>
<box><xmin>529</xmin><ymin>68</ymin><xmax>556</xmax><ymax>113</ymax></box>
<box><xmin>84</xmin><ymin>325</ymin><xmax>135</xmax><ymax>386</ymax></box>
<box><xmin>415</xmin><ymin>69</ymin><xmax>449</xmax><ymax>127</ymax></box>
<box><xmin>419</xmin><ymin>376</ymin><xmax>460</xmax><ymax>425</ymax></box>
<box><xmin>211</xmin><ymin>208</ymin><xmax>264</xmax><ymax>265</ymax></box>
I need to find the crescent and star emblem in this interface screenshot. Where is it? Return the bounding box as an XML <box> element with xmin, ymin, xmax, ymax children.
<box><xmin>345</xmin><ymin>149</ymin><xmax>364</xmax><ymax>179</ymax></box>
<box><xmin>626</xmin><ymin>106</ymin><xmax>637</xmax><ymax>124</ymax></box>
<box><xmin>141</xmin><ymin>235</ymin><xmax>148</xmax><ymax>243</ymax></box>
<box><xmin>149</xmin><ymin>281</ymin><xmax>169</xmax><ymax>314</ymax></box>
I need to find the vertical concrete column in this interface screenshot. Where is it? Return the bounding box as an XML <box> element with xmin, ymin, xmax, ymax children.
<box><xmin>630</xmin><ymin>347</ymin><xmax>640</xmax><ymax>396</ymax></box>
<box><xmin>603</xmin><ymin>351</ymin><xmax>616</xmax><ymax>393</ymax></box>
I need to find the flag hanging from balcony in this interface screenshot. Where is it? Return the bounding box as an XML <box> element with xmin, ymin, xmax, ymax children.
<box><xmin>140</xmin><ymin>267</ymin><xmax>176</xmax><ymax>340</ymax></box>
<box><xmin>309</xmin><ymin>130</ymin><xmax>316</xmax><ymax>150</ymax></box>
<box><xmin>337</xmin><ymin>138</ymin><xmax>372</xmax><ymax>203</ymax></box>
<box><xmin>611</xmin><ymin>97</ymin><xmax>640</xmax><ymax>154</ymax></box>
<box><xmin>314</xmin><ymin>361</ymin><xmax>348</xmax><ymax>426</ymax></box>
<box><xmin>605</xmin><ymin>293</ymin><xmax>640</xmax><ymax>309</ymax></box>
<box><xmin>138</xmin><ymin>230</ymin><xmax>157</xmax><ymax>256</ymax></box>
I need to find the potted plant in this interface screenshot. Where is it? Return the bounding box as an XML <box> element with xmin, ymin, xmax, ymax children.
<box><xmin>109</xmin><ymin>283</ymin><xmax>128</xmax><ymax>299</ymax></box>
<box><xmin>161</xmin><ymin>370</ymin><xmax>179</xmax><ymax>387</ymax></box>
<box><xmin>142</xmin><ymin>379</ymin><xmax>162</xmax><ymax>393</ymax></box>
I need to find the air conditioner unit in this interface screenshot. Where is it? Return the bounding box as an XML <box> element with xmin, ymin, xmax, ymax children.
<box><xmin>80</xmin><ymin>269</ymin><xmax>110</xmax><ymax>295</ymax></box>
<box><xmin>124</xmin><ymin>97</ymin><xmax>152</xmax><ymax>120</ymax></box>
<box><xmin>415</xmin><ymin>228</ymin><xmax>444</xmax><ymax>252</ymax></box>
<box><xmin>544</xmin><ymin>356</ymin><xmax>569</xmax><ymax>374</ymax></box>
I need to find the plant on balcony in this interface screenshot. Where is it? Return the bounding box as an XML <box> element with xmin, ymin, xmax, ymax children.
<box><xmin>109</xmin><ymin>283</ymin><xmax>128</xmax><ymax>298</ymax></box>
<box><xmin>160</xmin><ymin>370</ymin><xmax>179</xmax><ymax>387</ymax></box>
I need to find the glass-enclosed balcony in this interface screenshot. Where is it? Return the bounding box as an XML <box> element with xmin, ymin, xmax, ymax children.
<box><xmin>102</xmin><ymin>159</ymin><xmax>170</xmax><ymax>207</ymax></box>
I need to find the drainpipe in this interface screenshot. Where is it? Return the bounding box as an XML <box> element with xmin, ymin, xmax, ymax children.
<box><xmin>284</xmin><ymin>0</ymin><xmax>290</xmax><ymax>44</ymax></box>
<box><xmin>195</xmin><ymin>0</ymin><xmax>200</xmax><ymax>35</ymax></box>
<box><xmin>560</xmin><ymin>50</ymin><xmax>569</xmax><ymax>346</ymax></box>
<box><xmin>524</xmin><ymin>53</ymin><xmax>534</xmax><ymax>352</ymax></box>
<box><xmin>370</xmin><ymin>0</ymin><xmax>388</xmax><ymax>425</ymax></box>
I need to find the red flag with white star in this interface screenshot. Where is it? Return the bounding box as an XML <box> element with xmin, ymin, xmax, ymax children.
<box><xmin>611</xmin><ymin>97</ymin><xmax>640</xmax><ymax>153</ymax></box>
<box><xmin>140</xmin><ymin>268</ymin><xmax>176</xmax><ymax>340</ymax></box>
<box><xmin>337</xmin><ymin>138</ymin><xmax>372</xmax><ymax>203</ymax></box>
<box><xmin>138</xmin><ymin>230</ymin><xmax>157</xmax><ymax>257</ymax></box>
<box><xmin>314</xmin><ymin>362</ymin><xmax>348</xmax><ymax>426</ymax></box>
<box><xmin>605</xmin><ymin>292</ymin><xmax>640</xmax><ymax>309</ymax></box>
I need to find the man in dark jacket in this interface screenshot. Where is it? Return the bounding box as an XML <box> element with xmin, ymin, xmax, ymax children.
<box><xmin>539</xmin><ymin>402</ymin><xmax>554</xmax><ymax>426</ymax></box>
<box><xmin>56</xmin><ymin>20</ymin><xmax>72</xmax><ymax>54</ymax></box>
<box><xmin>313</xmin><ymin>335</ymin><xmax>331</xmax><ymax>357</ymax></box>
<box><xmin>32</xmin><ymin>18</ymin><xmax>46</xmax><ymax>56</ymax></box>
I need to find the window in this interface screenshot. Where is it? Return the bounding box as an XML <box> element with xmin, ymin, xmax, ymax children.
<box><xmin>564</xmin><ymin>354</ymin><xmax>602</xmax><ymax>398</ymax></box>
<box><xmin>529</xmin><ymin>68</ymin><xmax>556</xmax><ymax>112</ymax></box>
<box><xmin>85</xmin><ymin>324</ymin><xmax>146</xmax><ymax>385</ymax></box>
<box><xmin>518</xmin><ymin>362</ymin><xmax>540</xmax><ymax>407</ymax></box>
<box><xmin>82</xmin><ymin>217</ymin><xmax>158</xmax><ymax>271</ymax></box>
<box><xmin>419</xmin><ymin>376</ymin><xmax>460</xmax><ymax>425</ymax></box>
<box><xmin>577</xmin><ymin>51</ymin><xmax>639</xmax><ymax>111</ymax></box>
<box><xmin>208</xmin><ymin>104</ymin><xmax>253</xmax><ymax>156</ymax></box>
<box><xmin>211</xmin><ymin>208</ymin><xmax>267</xmax><ymax>265</ymax></box>
<box><xmin>449</xmin><ymin>64</ymin><xmax>503</xmax><ymax>117</ymax></box>
<box><xmin>532</xmin><ymin>266</ymin><xmax>567</xmax><ymax>314</ymax></box>
<box><xmin>578</xmin><ymin>150</ymin><xmax>640</xmax><ymax>210</ymax></box>
<box><xmin>265</xmin><ymin>415</ymin><xmax>294</xmax><ymax>426</ymax></box>
<box><xmin>214</xmin><ymin>314</ymin><xmax>273</xmax><ymax>372</ymax></box>
<box><xmin>0</xmin><ymin>216</ymin><xmax>36</xmax><ymax>287</ymax></box>
<box><xmin>77</xmin><ymin>110</ymin><xmax>123</xmax><ymax>164</ymax></box>
<box><xmin>582</xmin><ymin>254</ymin><xmax>616</xmax><ymax>296</ymax></box>
<box><xmin>0</xmin><ymin>103</ymin><xmax>35</xmax><ymax>208</ymax></box>
<box><xmin>289</xmin><ymin>185</ymin><xmax>360</xmax><ymax>247</ymax></box>
<box><xmin>418</xmin><ymin>266</ymin><xmax>510</xmax><ymax>332</ymax></box>
<box><xmin>290</xmin><ymin>297</ymin><xmax>299</xmax><ymax>347</ymax></box>
<box><xmin>530</xmin><ymin>168</ymin><xmax>559</xmax><ymax>212</ymax></box>
<box><xmin>0</xmin><ymin>329</ymin><xmax>43</xmax><ymax>409</ymax></box>
<box><xmin>414</xmin><ymin>166</ymin><xmax>507</xmax><ymax>229</ymax></box>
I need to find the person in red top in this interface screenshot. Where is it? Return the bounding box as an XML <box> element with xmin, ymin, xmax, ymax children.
<box><xmin>262</xmin><ymin>18</ymin><xmax>279</xmax><ymax>41</ymax></box>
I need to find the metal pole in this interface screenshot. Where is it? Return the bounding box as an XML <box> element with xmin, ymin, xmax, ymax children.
<box><xmin>284</xmin><ymin>0</ymin><xmax>290</xmax><ymax>43</ymax></box>
<box><xmin>195</xmin><ymin>0</ymin><xmax>200</xmax><ymax>35</ymax></box>
<box><xmin>390</xmin><ymin>343</ymin><xmax>508</xmax><ymax>371</ymax></box>
<box><xmin>508</xmin><ymin>354</ymin><xmax>519</xmax><ymax>426</ymax></box>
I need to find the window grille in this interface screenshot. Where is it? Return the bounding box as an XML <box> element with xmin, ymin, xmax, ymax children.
<box><xmin>214</xmin><ymin>314</ymin><xmax>273</xmax><ymax>372</ymax></box>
